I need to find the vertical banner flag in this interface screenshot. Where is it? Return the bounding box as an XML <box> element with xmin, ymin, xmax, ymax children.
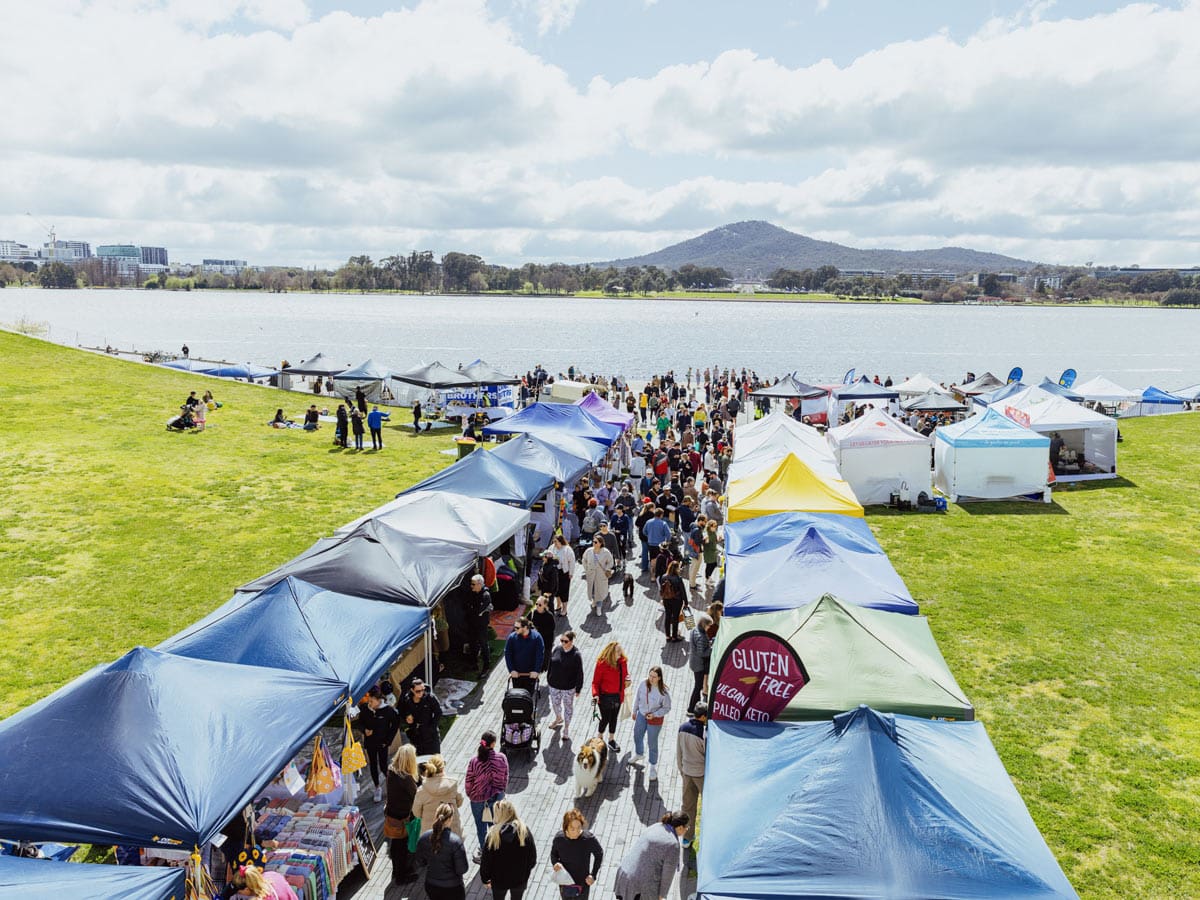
<box><xmin>1006</xmin><ymin>367</ymin><xmax>1023</xmax><ymax>384</ymax></box>
<box><xmin>1059</xmin><ymin>368</ymin><xmax>1077</xmax><ymax>387</ymax></box>
<box><xmin>709</xmin><ymin>631</ymin><xmax>809</xmax><ymax>722</ymax></box>
<box><xmin>842</xmin><ymin>368</ymin><xmax>857</xmax><ymax>385</ymax></box>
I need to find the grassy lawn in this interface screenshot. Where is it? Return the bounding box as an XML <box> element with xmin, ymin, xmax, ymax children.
<box><xmin>1</xmin><ymin>329</ymin><xmax>1198</xmax><ymax>896</ymax></box>
<box><xmin>0</xmin><ymin>330</ymin><xmax>450</xmax><ymax>715</ymax></box>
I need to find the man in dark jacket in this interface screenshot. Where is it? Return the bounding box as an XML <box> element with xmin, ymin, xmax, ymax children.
<box><xmin>399</xmin><ymin>679</ymin><xmax>443</xmax><ymax>755</ymax></box>
<box><xmin>464</xmin><ymin>575</ymin><xmax>493</xmax><ymax>678</ymax></box>
<box><xmin>504</xmin><ymin>617</ymin><xmax>545</xmax><ymax>694</ymax></box>
<box><xmin>359</xmin><ymin>688</ymin><xmax>400</xmax><ymax>802</ymax></box>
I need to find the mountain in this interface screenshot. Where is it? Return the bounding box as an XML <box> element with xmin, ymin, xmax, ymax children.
<box><xmin>598</xmin><ymin>221</ymin><xmax>1037</xmax><ymax>275</ymax></box>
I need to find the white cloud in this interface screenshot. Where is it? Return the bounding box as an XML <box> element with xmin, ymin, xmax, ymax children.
<box><xmin>2</xmin><ymin>0</ymin><xmax>1199</xmax><ymax>266</ymax></box>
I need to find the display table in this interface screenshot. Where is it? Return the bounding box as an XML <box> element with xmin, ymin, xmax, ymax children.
<box><xmin>256</xmin><ymin>802</ymin><xmax>363</xmax><ymax>900</ymax></box>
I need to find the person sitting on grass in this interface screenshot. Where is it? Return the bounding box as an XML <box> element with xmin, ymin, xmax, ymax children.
<box><xmin>303</xmin><ymin>405</ymin><xmax>320</xmax><ymax>431</ymax></box>
<box><xmin>270</xmin><ymin>409</ymin><xmax>290</xmax><ymax>428</ymax></box>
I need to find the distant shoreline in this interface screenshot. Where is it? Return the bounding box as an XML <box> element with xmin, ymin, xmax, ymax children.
<box><xmin>2</xmin><ymin>284</ymin><xmax>1182</xmax><ymax>309</ymax></box>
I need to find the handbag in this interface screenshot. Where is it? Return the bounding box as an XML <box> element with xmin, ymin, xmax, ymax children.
<box><xmin>618</xmin><ymin>694</ymin><xmax>632</xmax><ymax>722</ymax></box>
<box><xmin>406</xmin><ymin>817</ymin><xmax>422</xmax><ymax>853</ymax></box>
<box><xmin>645</xmin><ymin>715</ymin><xmax>665</xmax><ymax>726</ymax></box>
<box><xmin>384</xmin><ymin>815</ymin><xmax>408</xmax><ymax>840</ymax></box>
<box><xmin>305</xmin><ymin>735</ymin><xmax>336</xmax><ymax>796</ymax></box>
<box><xmin>235</xmin><ymin>806</ymin><xmax>267</xmax><ymax>869</ymax></box>
<box><xmin>341</xmin><ymin>717</ymin><xmax>367</xmax><ymax>775</ymax></box>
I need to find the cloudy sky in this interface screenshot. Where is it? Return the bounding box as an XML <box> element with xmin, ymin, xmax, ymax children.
<box><xmin>3</xmin><ymin>0</ymin><xmax>1199</xmax><ymax>267</ymax></box>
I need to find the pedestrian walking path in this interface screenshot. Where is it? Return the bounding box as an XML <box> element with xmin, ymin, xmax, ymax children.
<box><xmin>350</xmin><ymin>548</ymin><xmax>714</xmax><ymax>900</ymax></box>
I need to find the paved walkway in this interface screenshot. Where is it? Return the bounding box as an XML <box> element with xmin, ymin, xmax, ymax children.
<box><xmin>347</xmin><ymin>545</ymin><xmax>714</xmax><ymax>900</ymax></box>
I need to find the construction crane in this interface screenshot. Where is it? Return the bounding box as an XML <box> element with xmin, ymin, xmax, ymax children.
<box><xmin>26</xmin><ymin>212</ymin><xmax>56</xmax><ymax>260</ymax></box>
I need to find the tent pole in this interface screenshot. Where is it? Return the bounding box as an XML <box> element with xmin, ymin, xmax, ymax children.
<box><xmin>425</xmin><ymin>614</ymin><xmax>434</xmax><ymax>684</ymax></box>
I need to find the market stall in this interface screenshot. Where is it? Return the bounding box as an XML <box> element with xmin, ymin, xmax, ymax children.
<box><xmin>826</xmin><ymin>407</ymin><xmax>932</xmax><ymax>505</ymax></box>
<box><xmin>0</xmin><ymin>854</ymin><xmax>187</xmax><ymax>900</ymax></box>
<box><xmin>727</xmin><ymin>453</ymin><xmax>864</xmax><ymax>522</ymax></box>
<box><xmin>933</xmin><ymin>408</ymin><xmax>1050</xmax><ymax>502</ymax></box>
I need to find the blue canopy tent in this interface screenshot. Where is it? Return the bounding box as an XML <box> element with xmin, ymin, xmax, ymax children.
<box><xmin>398</xmin><ymin>449</ymin><xmax>555</xmax><ymax>509</ymax></box>
<box><xmin>1120</xmin><ymin>385</ymin><xmax>1187</xmax><ymax>417</ymax></box>
<box><xmin>698</xmin><ymin>708</ymin><xmax>1079</xmax><ymax>900</ymax></box>
<box><xmin>724</xmin><ymin>511</ymin><xmax>883</xmax><ymax>557</ymax></box>
<box><xmin>724</xmin><ymin>525</ymin><xmax>916</xmax><ymax>616</ymax></box>
<box><xmin>973</xmin><ymin>380</ymin><xmax>1027</xmax><ymax>408</ymax></box>
<box><xmin>204</xmin><ymin>362</ymin><xmax>278</xmax><ymax>379</ymax></box>
<box><xmin>0</xmin><ymin>855</ymin><xmax>186</xmax><ymax>900</ymax></box>
<box><xmin>481</xmin><ymin>402</ymin><xmax>621</xmax><ymax>446</ymax></box>
<box><xmin>158</xmin><ymin>577</ymin><xmax>429</xmax><ymax>698</ymax></box>
<box><xmin>0</xmin><ymin>648</ymin><xmax>346</xmax><ymax>849</ymax></box>
<box><xmin>489</xmin><ymin>432</ymin><xmax>592</xmax><ymax>485</ymax></box>
<box><xmin>831</xmin><ymin>376</ymin><xmax>901</xmax><ymax>421</ymax></box>
<box><xmin>239</xmin><ymin>521</ymin><xmax>476</xmax><ymax>607</ymax></box>
<box><xmin>1037</xmin><ymin>378</ymin><xmax>1084</xmax><ymax>402</ymax></box>
<box><xmin>159</xmin><ymin>359</ymin><xmax>216</xmax><ymax>374</ymax></box>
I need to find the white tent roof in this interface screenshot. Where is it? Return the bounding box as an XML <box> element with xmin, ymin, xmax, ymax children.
<box><xmin>893</xmin><ymin>374</ymin><xmax>946</xmax><ymax>397</ymax></box>
<box><xmin>996</xmin><ymin>386</ymin><xmax>1118</xmax><ymax>431</ymax></box>
<box><xmin>1072</xmin><ymin>375</ymin><xmax>1140</xmax><ymax>403</ymax></box>
<box><xmin>731</xmin><ymin>413</ymin><xmax>840</xmax><ymax>482</ymax></box>
<box><xmin>827</xmin><ymin>408</ymin><xmax>931</xmax><ymax>450</ymax></box>
<box><xmin>1174</xmin><ymin>383</ymin><xmax>1200</xmax><ymax>401</ymax></box>
<box><xmin>957</xmin><ymin>372</ymin><xmax>1006</xmax><ymax>395</ymax></box>
<box><xmin>335</xmin><ymin>490</ymin><xmax>530</xmax><ymax>555</ymax></box>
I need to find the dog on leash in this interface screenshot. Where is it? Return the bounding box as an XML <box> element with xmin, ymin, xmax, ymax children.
<box><xmin>622</xmin><ymin>573</ymin><xmax>635</xmax><ymax>602</ymax></box>
<box><xmin>574</xmin><ymin>736</ymin><xmax>609</xmax><ymax>797</ymax></box>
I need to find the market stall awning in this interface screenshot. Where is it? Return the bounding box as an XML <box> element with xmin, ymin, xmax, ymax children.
<box><xmin>333</xmin><ymin>358</ymin><xmax>391</xmax><ymax>382</ymax></box>
<box><xmin>576</xmin><ymin>391</ymin><xmax>635</xmax><ymax>428</ymax></box>
<box><xmin>902</xmin><ymin>389</ymin><xmax>969</xmax><ymax>412</ymax></box>
<box><xmin>391</xmin><ymin>360</ymin><xmax>475</xmax><ymax>389</ymax></box>
<box><xmin>399</xmin><ymin>448</ymin><xmax>555</xmax><ymax>509</ymax></box>
<box><xmin>1071</xmin><ymin>375</ymin><xmax>1140</xmax><ymax>403</ymax></box>
<box><xmin>481</xmin><ymin>402</ymin><xmax>621</xmax><ymax>445</ymax></box>
<box><xmin>893</xmin><ymin>373</ymin><xmax>945</xmax><ymax>396</ymax></box>
<box><xmin>240</xmin><ymin>521</ymin><xmax>476</xmax><ymax>606</ymax></box>
<box><xmin>724</xmin><ymin>511</ymin><xmax>883</xmax><ymax>556</ymax></box>
<box><xmin>709</xmin><ymin>596</ymin><xmax>963</xmax><ymax>721</ymax></box>
<box><xmin>159</xmin><ymin>358</ymin><xmax>216</xmax><ymax>374</ymax></box>
<box><xmin>973</xmin><ymin>381</ymin><xmax>1027</xmax><ymax>408</ymax></box>
<box><xmin>957</xmin><ymin>371</ymin><xmax>1007</xmax><ymax>395</ymax></box>
<box><xmin>730</xmin><ymin>413</ymin><xmax>838</xmax><ymax>482</ymax></box>
<box><xmin>832</xmin><ymin>376</ymin><xmax>901</xmax><ymax>400</ymax></box>
<box><xmin>0</xmin><ymin>855</ymin><xmax>187</xmax><ymax>900</ymax></box>
<box><xmin>727</xmin><ymin>453</ymin><xmax>864</xmax><ymax>522</ymax></box>
<box><xmin>284</xmin><ymin>352</ymin><xmax>347</xmax><ymax>377</ymax></box>
<box><xmin>751</xmin><ymin>374</ymin><xmax>827</xmax><ymax>399</ymax></box>
<box><xmin>0</xmin><ymin>648</ymin><xmax>346</xmax><ymax>848</ymax></box>
<box><xmin>1037</xmin><ymin>378</ymin><xmax>1084</xmax><ymax>402</ymax></box>
<box><xmin>489</xmin><ymin>432</ymin><xmax>592</xmax><ymax>485</ymax></box>
<box><xmin>460</xmin><ymin>360</ymin><xmax>521</xmax><ymax>386</ymax></box>
<box><xmin>205</xmin><ymin>362</ymin><xmax>277</xmax><ymax>379</ymax></box>
<box><xmin>697</xmin><ymin>709</ymin><xmax>1078</xmax><ymax>900</ymax></box>
<box><xmin>724</xmin><ymin>527</ymin><xmax>917</xmax><ymax>616</ymax></box>
<box><xmin>335</xmin><ymin>490</ymin><xmax>531</xmax><ymax>555</ymax></box>
<box><xmin>159</xmin><ymin>577</ymin><xmax>429</xmax><ymax>698</ymax></box>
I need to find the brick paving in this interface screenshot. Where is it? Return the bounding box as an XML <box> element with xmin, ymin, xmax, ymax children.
<box><xmin>346</xmin><ymin>547</ymin><xmax>715</xmax><ymax>900</ymax></box>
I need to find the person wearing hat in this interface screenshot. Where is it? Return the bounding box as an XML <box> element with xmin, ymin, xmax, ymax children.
<box><xmin>537</xmin><ymin>549</ymin><xmax>562</xmax><ymax>607</ymax></box>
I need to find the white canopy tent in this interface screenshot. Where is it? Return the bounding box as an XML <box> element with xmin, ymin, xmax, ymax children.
<box><xmin>730</xmin><ymin>413</ymin><xmax>841</xmax><ymax>482</ymax></box>
<box><xmin>934</xmin><ymin>408</ymin><xmax>1051</xmax><ymax>502</ymax></box>
<box><xmin>1173</xmin><ymin>384</ymin><xmax>1200</xmax><ymax>402</ymax></box>
<box><xmin>826</xmin><ymin>408</ymin><xmax>933</xmax><ymax>505</ymax></box>
<box><xmin>335</xmin><ymin>490</ymin><xmax>531</xmax><ymax>555</ymax></box>
<box><xmin>1072</xmin><ymin>375</ymin><xmax>1140</xmax><ymax>403</ymax></box>
<box><xmin>893</xmin><ymin>373</ymin><xmax>947</xmax><ymax>398</ymax></box>
<box><xmin>994</xmin><ymin>385</ymin><xmax>1118</xmax><ymax>482</ymax></box>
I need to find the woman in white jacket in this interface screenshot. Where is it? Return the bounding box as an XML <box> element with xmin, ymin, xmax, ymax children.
<box><xmin>631</xmin><ymin>666</ymin><xmax>672</xmax><ymax>781</ymax></box>
<box><xmin>581</xmin><ymin>535</ymin><xmax>614</xmax><ymax>616</ymax></box>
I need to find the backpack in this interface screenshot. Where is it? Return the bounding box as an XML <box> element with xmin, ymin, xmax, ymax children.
<box><xmin>660</xmin><ymin>578</ymin><xmax>676</xmax><ymax>602</ymax></box>
<box><xmin>687</xmin><ymin>526</ymin><xmax>703</xmax><ymax>557</ymax></box>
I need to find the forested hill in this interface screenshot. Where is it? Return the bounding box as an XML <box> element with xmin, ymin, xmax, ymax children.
<box><xmin>599</xmin><ymin>220</ymin><xmax>1038</xmax><ymax>274</ymax></box>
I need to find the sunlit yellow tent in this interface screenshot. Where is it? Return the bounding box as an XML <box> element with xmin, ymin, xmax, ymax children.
<box><xmin>727</xmin><ymin>452</ymin><xmax>864</xmax><ymax>522</ymax></box>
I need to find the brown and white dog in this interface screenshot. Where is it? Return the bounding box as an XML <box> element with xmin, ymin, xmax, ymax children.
<box><xmin>574</xmin><ymin>736</ymin><xmax>609</xmax><ymax>797</ymax></box>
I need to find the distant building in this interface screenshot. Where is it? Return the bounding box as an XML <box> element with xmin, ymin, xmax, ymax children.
<box><xmin>202</xmin><ymin>258</ymin><xmax>248</xmax><ymax>276</ymax></box>
<box><xmin>96</xmin><ymin>244</ymin><xmax>143</xmax><ymax>277</ymax></box>
<box><xmin>43</xmin><ymin>240</ymin><xmax>91</xmax><ymax>260</ymax></box>
<box><xmin>972</xmin><ymin>272</ymin><xmax>1019</xmax><ymax>286</ymax></box>
<box><xmin>838</xmin><ymin>269</ymin><xmax>888</xmax><ymax>279</ymax></box>
<box><xmin>899</xmin><ymin>271</ymin><xmax>959</xmax><ymax>287</ymax></box>
<box><xmin>731</xmin><ymin>278</ymin><xmax>767</xmax><ymax>293</ymax></box>
<box><xmin>140</xmin><ymin>246</ymin><xmax>168</xmax><ymax>267</ymax></box>
<box><xmin>0</xmin><ymin>240</ymin><xmax>39</xmax><ymax>263</ymax></box>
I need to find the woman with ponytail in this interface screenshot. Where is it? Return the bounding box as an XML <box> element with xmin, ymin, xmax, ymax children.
<box><xmin>415</xmin><ymin>802</ymin><xmax>468</xmax><ymax>900</ymax></box>
<box><xmin>464</xmin><ymin>730</ymin><xmax>509</xmax><ymax>862</ymax></box>
<box><xmin>227</xmin><ymin>864</ymin><xmax>298</xmax><ymax>900</ymax></box>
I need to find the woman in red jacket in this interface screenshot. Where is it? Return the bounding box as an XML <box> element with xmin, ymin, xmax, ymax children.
<box><xmin>591</xmin><ymin>641</ymin><xmax>630</xmax><ymax>753</ymax></box>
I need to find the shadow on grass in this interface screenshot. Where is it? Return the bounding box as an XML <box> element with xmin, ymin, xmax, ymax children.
<box><xmin>1053</xmin><ymin>475</ymin><xmax>1138</xmax><ymax>492</ymax></box>
<box><xmin>958</xmin><ymin>499</ymin><xmax>1069</xmax><ymax>516</ymax></box>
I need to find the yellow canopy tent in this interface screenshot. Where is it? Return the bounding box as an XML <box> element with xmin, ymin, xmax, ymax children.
<box><xmin>727</xmin><ymin>452</ymin><xmax>864</xmax><ymax>522</ymax></box>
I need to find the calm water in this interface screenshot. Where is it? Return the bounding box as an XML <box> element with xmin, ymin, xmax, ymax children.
<box><xmin>2</xmin><ymin>288</ymin><xmax>1198</xmax><ymax>387</ymax></box>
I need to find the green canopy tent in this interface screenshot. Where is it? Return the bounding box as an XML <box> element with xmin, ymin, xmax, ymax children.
<box><xmin>707</xmin><ymin>594</ymin><xmax>973</xmax><ymax>723</ymax></box>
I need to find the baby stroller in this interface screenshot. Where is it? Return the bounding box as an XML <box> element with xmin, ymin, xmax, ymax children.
<box><xmin>500</xmin><ymin>684</ymin><xmax>540</xmax><ymax>758</ymax></box>
<box><xmin>166</xmin><ymin>406</ymin><xmax>197</xmax><ymax>431</ymax></box>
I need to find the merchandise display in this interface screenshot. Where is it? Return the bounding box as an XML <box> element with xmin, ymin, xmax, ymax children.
<box><xmin>256</xmin><ymin>802</ymin><xmax>362</xmax><ymax>900</ymax></box>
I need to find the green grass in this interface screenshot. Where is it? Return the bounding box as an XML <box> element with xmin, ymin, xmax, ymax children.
<box><xmin>2</xmin><ymin>329</ymin><xmax>1199</xmax><ymax>896</ymax></box>
<box><xmin>0</xmin><ymin>330</ymin><xmax>449</xmax><ymax>714</ymax></box>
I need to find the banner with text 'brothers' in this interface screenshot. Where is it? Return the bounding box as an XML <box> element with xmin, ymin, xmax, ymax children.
<box><xmin>709</xmin><ymin>631</ymin><xmax>809</xmax><ymax>722</ymax></box>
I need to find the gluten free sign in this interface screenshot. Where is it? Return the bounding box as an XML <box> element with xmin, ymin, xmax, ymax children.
<box><xmin>710</xmin><ymin>632</ymin><xmax>809</xmax><ymax>722</ymax></box>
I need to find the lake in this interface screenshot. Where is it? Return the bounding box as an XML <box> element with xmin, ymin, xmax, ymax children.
<box><xmin>1</xmin><ymin>288</ymin><xmax>1197</xmax><ymax>388</ymax></box>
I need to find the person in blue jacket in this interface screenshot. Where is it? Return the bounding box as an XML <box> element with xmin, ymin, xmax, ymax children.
<box><xmin>367</xmin><ymin>405</ymin><xmax>387</xmax><ymax>450</ymax></box>
<box><xmin>504</xmin><ymin>617</ymin><xmax>545</xmax><ymax>695</ymax></box>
